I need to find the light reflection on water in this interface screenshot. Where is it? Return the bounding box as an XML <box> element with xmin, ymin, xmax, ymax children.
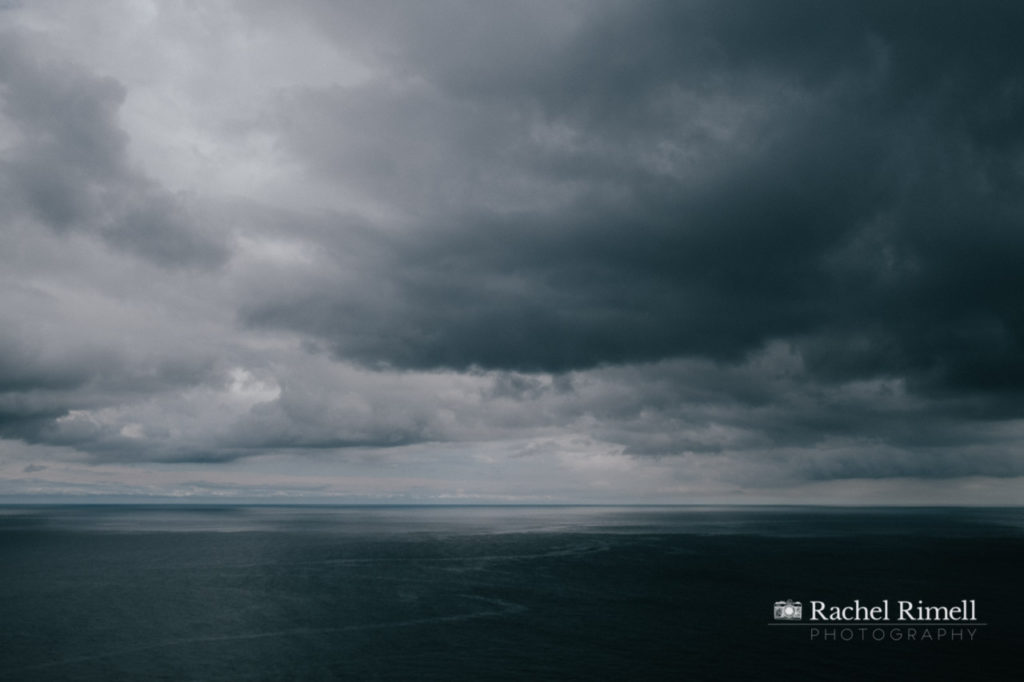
<box><xmin>1</xmin><ymin>504</ymin><xmax>1022</xmax><ymax>537</ymax></box>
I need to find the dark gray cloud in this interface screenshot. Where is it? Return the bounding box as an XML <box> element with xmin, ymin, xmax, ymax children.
<box><xmin>242</xmin><ymin>0</ymin><xmax>1024</xmax><ymax>402</ymax></box>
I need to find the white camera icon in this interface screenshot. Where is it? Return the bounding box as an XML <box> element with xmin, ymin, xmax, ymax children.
<box><xmin>773</xmin><ymin>599</ymin><xmax>802</xmax><ymax>620</ymax></box>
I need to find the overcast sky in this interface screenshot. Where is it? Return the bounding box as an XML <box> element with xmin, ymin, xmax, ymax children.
<box><xmin>1</xmin><ymin>0</ymin><xmax>1023</xmax><ymax>504</ymax></box>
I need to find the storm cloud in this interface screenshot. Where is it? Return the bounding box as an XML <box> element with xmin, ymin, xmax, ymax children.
<box><xmin>243</xmin><ymin>0</ymin><xmax>1024</xmax><ymax>384</ymax></box>
<box><xmin>1</xmin><ymin>0</ymin><xmax>1023</xmax><ymax>502</ymax></box>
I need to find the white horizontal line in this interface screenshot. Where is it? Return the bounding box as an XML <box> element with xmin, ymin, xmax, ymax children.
<box><xmin>770</xmin><ymin>618</ymin><xmax>983</xmax><ymax>622</ymax></box>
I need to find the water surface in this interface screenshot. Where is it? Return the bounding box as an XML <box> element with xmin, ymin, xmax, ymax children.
<box><xmin>0</xmin><ymin>505</ymin><xmax>1019</xmax><ymax>680</ymax></box>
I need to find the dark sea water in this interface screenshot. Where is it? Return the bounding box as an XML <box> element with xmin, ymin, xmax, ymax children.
<box><xmin>0</xmin><ymin>505</ymin><xmax>1021</xmax><ymax>681</ymax></box>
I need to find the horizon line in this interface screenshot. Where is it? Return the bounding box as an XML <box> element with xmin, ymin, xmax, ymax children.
<box><xmin>1</xmin><ymin>500</ymin><xmax>1021</xmax><ymax>509</ymax></box>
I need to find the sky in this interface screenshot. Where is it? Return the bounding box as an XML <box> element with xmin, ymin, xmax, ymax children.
<box><xmin>1</xmin><ymin>0</ymin><xmax>1023</xmax><ymax>504</ymax></box>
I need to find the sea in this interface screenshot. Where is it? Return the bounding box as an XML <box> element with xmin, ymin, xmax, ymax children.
<box><xmin>0</xmin><ymin>505</ymin><xmax>1020</xmax><ymax>681</ymax></box>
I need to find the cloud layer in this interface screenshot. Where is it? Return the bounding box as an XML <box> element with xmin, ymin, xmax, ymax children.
<box><xmin>1</xmin><ymin>0</ymin><xmax>1023</xmax><ymax>502</ymax></box>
